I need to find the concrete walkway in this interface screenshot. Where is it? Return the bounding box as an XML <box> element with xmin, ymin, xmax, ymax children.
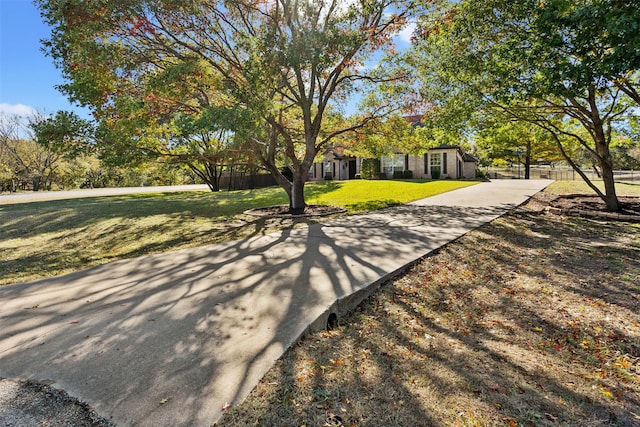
<box><xmin>0</xmin><ymin>180</ymin><xmax>552</xmax><ymax>426</ymax></box>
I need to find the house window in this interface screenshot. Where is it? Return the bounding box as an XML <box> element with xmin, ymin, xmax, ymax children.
<box><xmin>430</xmin><ymin>153</ymin><xmax>441</xmax><ymax>176</ymax></box>
<box><xmin>325</xmin><ymin>161</ymin><xmax>332</xmax><ymax>178</ymax></box>
<box><xmin>381</xmin><ymin>154</ymin><xmax>405</xmax><ymax>175</ymax></box>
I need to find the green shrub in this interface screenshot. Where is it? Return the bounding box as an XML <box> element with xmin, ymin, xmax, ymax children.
<box><xmin>476</xmin><ymin>168</ymin><xmax>490</xmax><ymax>180</ymax></box>
<box><xmin>393</xmin><ymin>170</ymin><xmax>404</xmax><ymax>179</ymax></box>
<box><xmin>360</xmin><ymin>158</ymin><xmax>381</xmax><ymax>180</ymax></box>
<box><xmin>324</xmin><ymin>173</ymin><xmax>333</xmax><ymax>180</ymax></box>
<box><xmin>431</xmin><ymin>167</ymin><xmax>441</xmax><ymax>179</ymax></box>
<box><xmin>403</xmin><ymin>170</ymin><xmax>413</xmax><ymax>179</ymax></box>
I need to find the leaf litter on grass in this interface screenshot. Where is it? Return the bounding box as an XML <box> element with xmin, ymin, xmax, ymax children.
<box><xmin>220</xmin><ymin>206</ymin><xmax>640</xmax><ymax>427</ymax></box>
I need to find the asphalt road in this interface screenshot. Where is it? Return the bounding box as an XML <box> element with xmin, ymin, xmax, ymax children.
<box><xmin>0</xmin><ymin>184</ymin><xmax>212</xmax><ymax>204</ymax></box>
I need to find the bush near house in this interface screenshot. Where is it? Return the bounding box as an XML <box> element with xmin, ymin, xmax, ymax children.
<box><xmin>360</xmin><ymin>158</ymin><xmax>381</xmax><ymax>180</ymax></box>
<box><xmin>392</xmin><ymin>170</ymin><xmax>414</xmax><ymax>179</ymax></box>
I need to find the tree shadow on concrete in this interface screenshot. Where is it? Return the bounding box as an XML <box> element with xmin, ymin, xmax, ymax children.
<box><xmin>0</xmin><ymin>202</ymin><xmax>509</xmax><ymax>426</ymax></box>
<box><xmin>219</xmin><ymin>210</ymin><xmax>640</xmax><ymax>426</ymax></box>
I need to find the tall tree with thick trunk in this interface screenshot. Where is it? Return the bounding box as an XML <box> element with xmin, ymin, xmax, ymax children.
<box><xmin>412</xmin><ymin>0</ymin><xmax>640</xmax><ymax>211</ymax></box>
<box><xmin>37</xmin><ymin>0</ymin><xmax>419</xmax><ymax>213</ymax></box>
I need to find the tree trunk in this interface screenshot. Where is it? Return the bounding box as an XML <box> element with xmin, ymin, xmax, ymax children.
<box><xmin>550</xmin><ymin>130</ymin><xmax>609</xmax><ymax>202</ymax></box>
<box><xmin>262</xmin><ymin>161</ymin><xmax>295</xmax><ymax>209</ymax></box>
<box><xmin>597</xmin><ymin>153</ymin><xmax>620</xmax><ymax>211</ymax></box>
<box><xmin>594</xmin><ymin>126</ymin><xmax>620</xmax><ymax>211</ymax></box>
<box><xmin>289</xmin><ymin>169</ymin><xmax>307</xmax><ymax>214</ymax></box>
<box><xmin>188</xmin><ymin>162</ymin><xmax>220</xmax><ymax>192</ymax></box>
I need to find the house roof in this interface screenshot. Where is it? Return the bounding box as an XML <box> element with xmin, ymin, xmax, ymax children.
<box><xmin>462</xmin><ymin>153</ymin><xmax>478</xmax><ymax>163</ymax></box>
<box><xmin>404</xmin><ymin>115</ymin><xmax>425</xmax><ymax>128</ymax></box>
<box><xmin>434</xmin><ymin>144</ymin><xmax>460</xmax><ymax>150</ymax></box>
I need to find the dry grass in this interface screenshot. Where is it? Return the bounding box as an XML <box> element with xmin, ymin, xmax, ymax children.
<box><xmin>546</xmin><ymin>181</ymin><xmax>640</xmax><ymax>197</ymax></box>
<box><xmin>219</xmin><ymin>191</ymin><xmax>640</xmax><ymax>427</ymax></box>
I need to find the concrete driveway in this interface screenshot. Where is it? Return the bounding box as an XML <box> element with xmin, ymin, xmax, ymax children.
<box><xmin>0</xmin><ymin>180</ymin><xmax>552</xmax><ymax>426</ymax></box>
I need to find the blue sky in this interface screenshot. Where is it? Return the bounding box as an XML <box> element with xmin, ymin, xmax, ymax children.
<box><xmin>0</xmin><ymin>1</ymin><xmax>413</xmax><ymax>120</ymax></box>
<box><xmin>0</xmin><ymin>0</ymin><xmax>88</xmax><ymax>117</ymax></box>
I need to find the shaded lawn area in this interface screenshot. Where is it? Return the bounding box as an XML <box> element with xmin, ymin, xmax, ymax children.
<box><xmin>220</xmin><ymin>194</ymin><xmax>640</xmax><ymax>426</ymax></box>
<box><xmin>0</xmin><ymin>179</ymin><xmax>476</xmax><ymax>285</ymax></box>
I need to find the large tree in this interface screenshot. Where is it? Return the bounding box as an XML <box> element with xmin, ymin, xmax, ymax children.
<box><xmin>37</xmin><ymin>0</ymin><xmax>419</xmax><ymax>212</ymax></box>
<box><xmin>475</xmin><ymin>119</ymin><xmax>565</xmax><ymax>178</ymax></box>
<box><xmin>412</xmin><ymin>0</ymin><xmax>640</xmax><ymax>211</ymax></box>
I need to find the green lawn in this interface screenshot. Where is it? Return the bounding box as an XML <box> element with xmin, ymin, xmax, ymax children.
<box><xmin>306</xmin><ymin>179</ymin><xmax>477</xmax><ymax>212</ymax></box>
<box><xmin>0</xmin><ymin>179</ymin><xmax>477</xmax><ymax>285</ymax></box>
<box><xmin>546</xmin><ymin>180</ymin><xmax>640</xmax><ymax>196</ymax></box>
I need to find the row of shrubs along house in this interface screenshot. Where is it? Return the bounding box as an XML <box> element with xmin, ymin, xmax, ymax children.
<box><xmin>308</xmin><ymin>143</ymin><xmax>479</xmax><ymax>181</ymax></box>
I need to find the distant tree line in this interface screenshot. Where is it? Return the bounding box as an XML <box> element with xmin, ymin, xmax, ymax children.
<box><xmin>0</xmin><ymin>112</ymin><xmax>196</xmax><ymax>192</ymax></box>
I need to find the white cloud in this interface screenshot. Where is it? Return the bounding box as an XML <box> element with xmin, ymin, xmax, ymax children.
<box><xmin>396</xmin><ymin>22</ymin><xmax>416</xmax><ymax>44</ymax></box>
<box><xmin>0</xmin><ymin>103</ymin><xmax>37</xmax><ymax>117</ymax></box>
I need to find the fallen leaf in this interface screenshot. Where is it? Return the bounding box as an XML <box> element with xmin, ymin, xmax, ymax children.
<box><xmin>160</xmin><ymin>398</ymin><xmax>169</xmax><ymax>404</ymax></box>
<box><xmin>504</xmin><ymin>417</ymin><xmax>518</xmax><ymax>427</ymax></box>
<box><xmin>222</xmin><ymin>402</ymin><xmax>232</xmax><ymax>410</ymax></box>
<box><xmin>489</xmin><ymin>385</ymin><xmax>508</xmax><ymax>394</ymax></box>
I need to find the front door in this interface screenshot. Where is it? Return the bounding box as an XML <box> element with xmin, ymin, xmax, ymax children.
<box><xmin>348</xmin><ymin>160</ymin><xmax>357</xmax><ymax>179</ymax></box>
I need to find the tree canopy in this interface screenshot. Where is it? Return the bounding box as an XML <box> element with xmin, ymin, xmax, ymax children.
<box><xmin>411</xmin><ymin>0</ymin><xmax>640</xmax><ymax>210</ymax></box>
<box><xmin>474</xmin><ymin>119</ymin><xmax>565</xmax><ymax>176</ymax></box>
<box><xmin>37</xmin><ymin>0</ymin><xmax>421</xmax><ymax>212</ymax></box>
